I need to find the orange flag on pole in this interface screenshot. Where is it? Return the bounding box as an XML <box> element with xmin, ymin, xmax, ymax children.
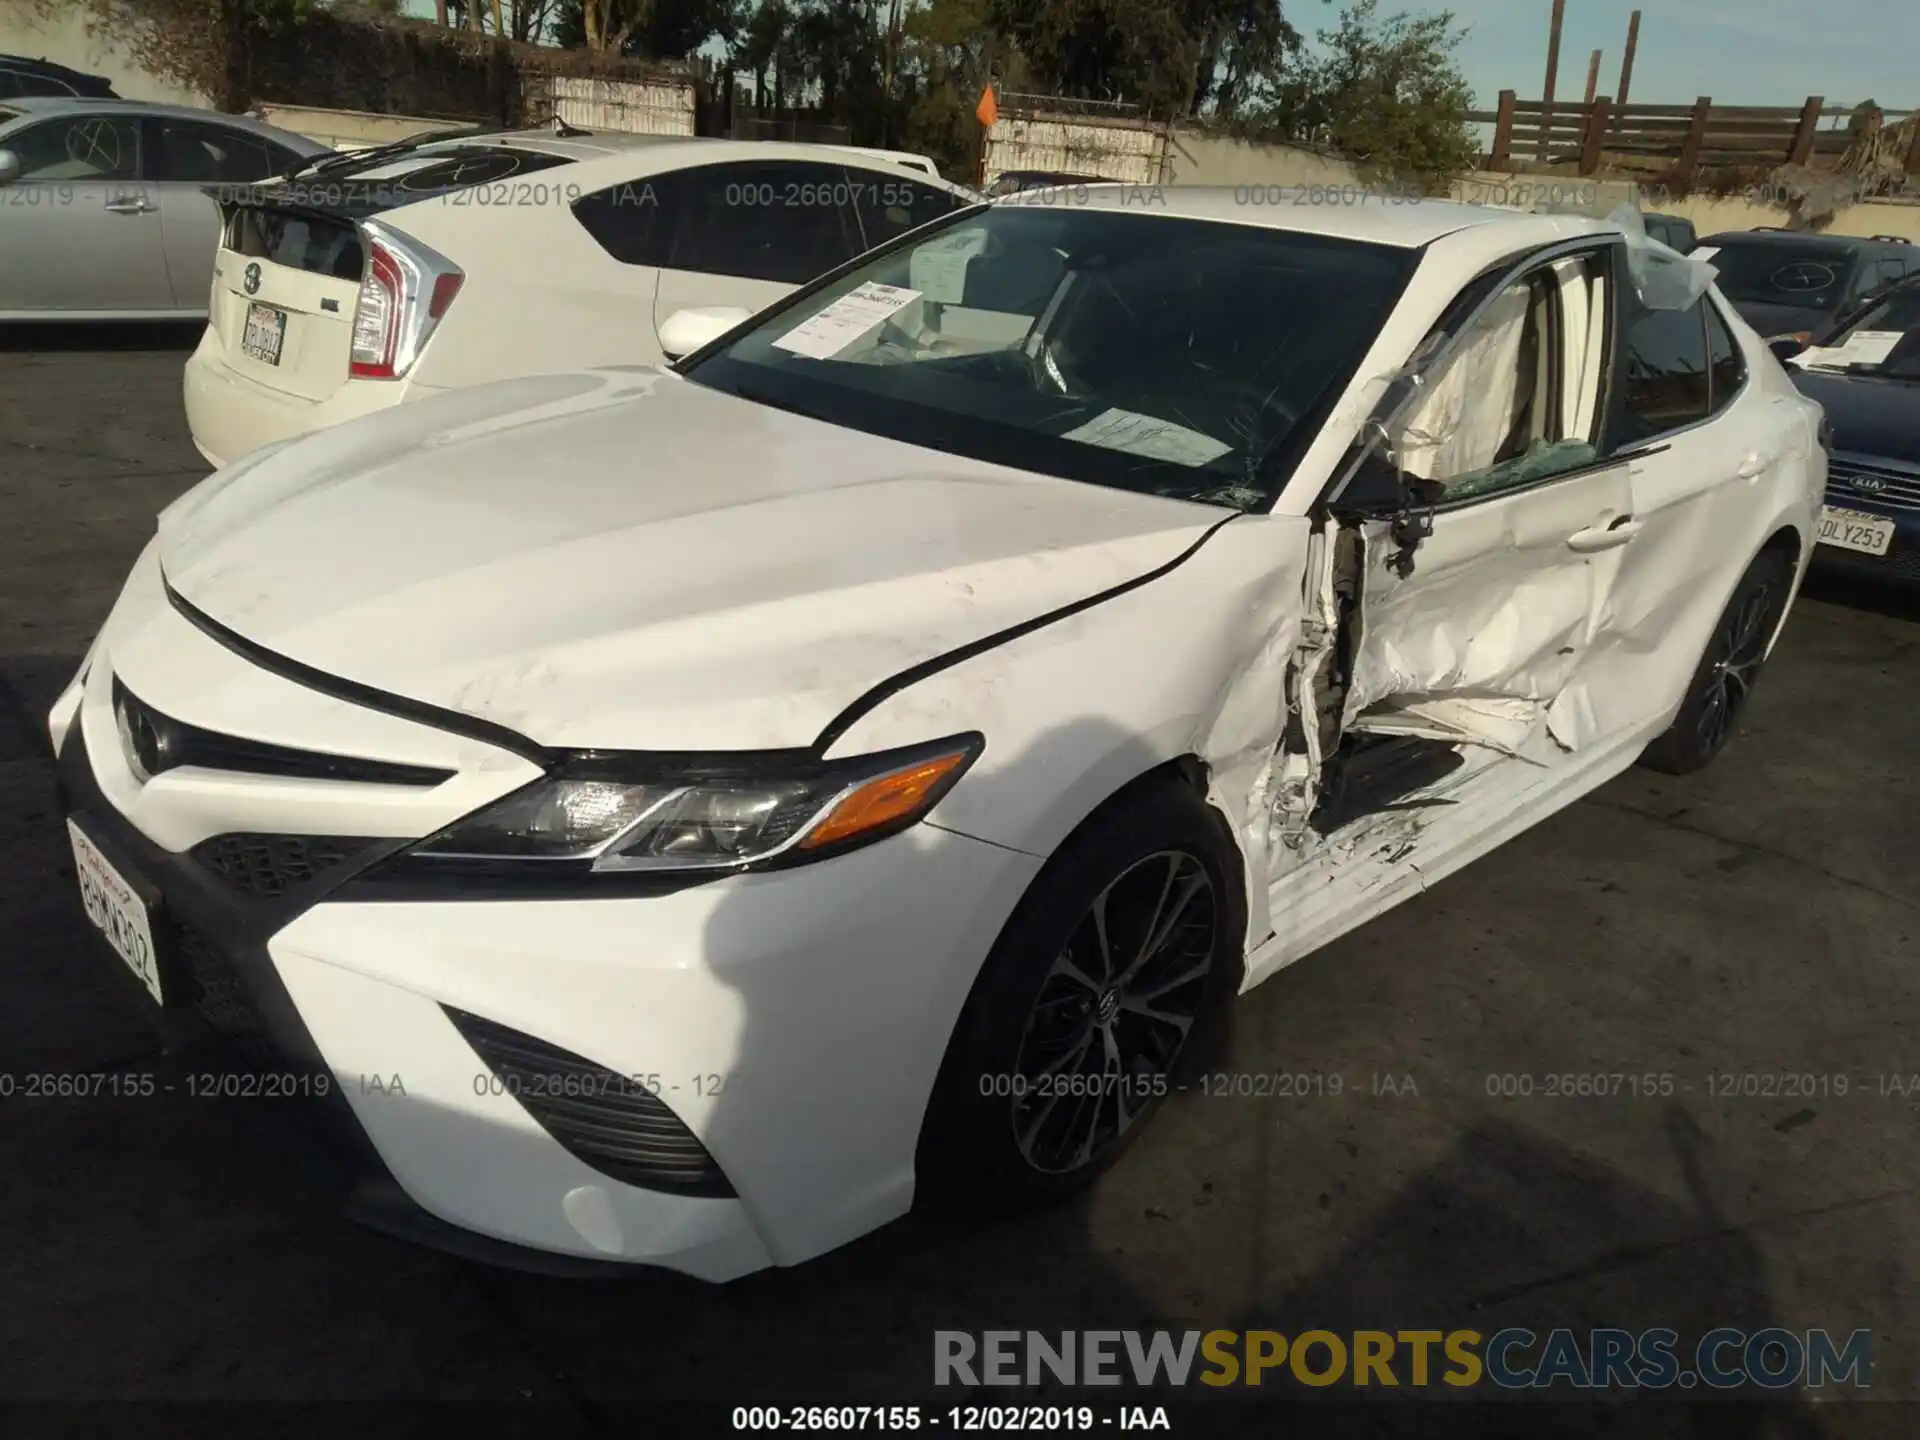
<box><xmin>975</xmin><ymin>85</ymin><xmax>999</xmax><ymax>128</ymax></box>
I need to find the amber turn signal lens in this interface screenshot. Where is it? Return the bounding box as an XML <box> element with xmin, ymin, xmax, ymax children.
<box><xmin>800</xmin><ymin>750</ymin><xmax>974</xmax><ymax>849</ymax></box>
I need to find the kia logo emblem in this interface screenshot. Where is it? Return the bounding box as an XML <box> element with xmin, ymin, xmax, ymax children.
<box><xmin>1848</xmin><ymin>474</ymin><xmax>1887</xmax><ymax>495</ymax></box>
<box><xmin>244</xmin><ymin>261</ymin><xmax>261</xmax><ymax>295</ymax></box>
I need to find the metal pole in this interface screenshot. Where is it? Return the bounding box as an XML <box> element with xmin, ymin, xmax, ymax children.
<box><xmin>1618</xmin><ymin>10</ymin><xmax>1640</xmax><ymax>110</ymax></box>
<box><xmin>1539</xmin><ymin>0</ymin><xmax>1566</xmax><ymax>161</ymax></box>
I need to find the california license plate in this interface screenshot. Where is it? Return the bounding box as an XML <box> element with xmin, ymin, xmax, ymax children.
<box><xmin>241</xmin><ymin>301</ymin><xmax>286</xmax><ymax>366</ymax></box>
<box><xmin>1817</xmin><ymin>506</ymin><xmax>1894</xmax><ymax>557</ymax></box>
<box><xmin>68</xmin><ymin>819</ymin><xmax>163</xmax><ymax>1004</ymax></box>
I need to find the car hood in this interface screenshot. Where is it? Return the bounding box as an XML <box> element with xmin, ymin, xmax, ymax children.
<box><xmin>1729</xmin><ymin>298</ymin><xmax>1841</xmax><ymax>343</ymax></box>
<box><xmin>1790</xmin><ymin>368</ymin><xmax>1920</xmax><ymax>465</ymax></box>
<box><xmin>158</xmin><ymin>368</ymin><xmax>1223</xmax><ymax>753</ymax></box>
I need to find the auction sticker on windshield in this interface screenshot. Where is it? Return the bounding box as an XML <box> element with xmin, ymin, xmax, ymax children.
<box><xmin>1063</xmin><ymin>408</ymin><xmax>1234</xmax><ymax>467</ymax></box>
<box><xmin>773</xmin><ymin>283</ymin><xmax>921</xmax><ymax>360</ymax></box>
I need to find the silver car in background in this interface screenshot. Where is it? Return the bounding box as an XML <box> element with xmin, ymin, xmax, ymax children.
<box><xmin>0</xmin><ymin>97</ymin><xmax>330</xmax><ymax>321</ymax></box>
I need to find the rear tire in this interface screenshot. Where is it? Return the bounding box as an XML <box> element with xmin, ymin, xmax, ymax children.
<box><xmin>916</xmin><ymin>778</ymin><xmax>1242</xmax><ymax>1210</ymax></box>
<box><xmin>1639</xmin><ymin>546</ymin><xmax>1794</xmax><ymax>776</ymax></box>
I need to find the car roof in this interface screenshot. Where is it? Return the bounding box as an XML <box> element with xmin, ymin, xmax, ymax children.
<box><xmin>321</xmin><ymin>129</ymin><xmax>966</xmax><ymax>180</ymax></box>
<box><xmin>993</xmin><ymin>183</ymin><xmax>1618</xmax><ymax>249</ymax></box>
<box><xmin>1699</xmin><ymin>229</ymin><xmax>1893</xmax><ymax>252</ymax></box>
<box><xmin>0</xmin><ymin>53</ymin><xmax>112</xmax><ymax>83</ymax></box>
<box><xmin>0</xmin><ymin>95</ymin><xmax>331</xmax><ymax>149</ymax></box>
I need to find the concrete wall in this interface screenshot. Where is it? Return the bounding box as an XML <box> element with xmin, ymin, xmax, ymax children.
<box><xmin>0</xmin><ymin>0</ymin><xmax>210</xmax><ymax>107</ymax></box>
<box><xmin>1167</xmin><ymin>132</ymin><xmax>1360</xmax><ymax>188</ymax></box>
<box><xmin>1452</xmin><ymin>167</ymin><xmax>1920</xmax><ymax>240</ymax></box>
<box><xmin>1656</xmin><ymin>194</ymin><xmax>1920</xmax><ymax>242</ymax></box>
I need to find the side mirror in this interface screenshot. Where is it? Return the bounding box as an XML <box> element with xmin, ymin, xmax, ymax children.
<box><xmin>659</xmin><ymin>305</ymin><xmax>752</xmax><ymax>361</ymax></box>
<box><xmin>0</xmin><ymin>150</ymin><xmax>21</xmax><ymax>185</ymax></box>
<box><xmin>1769</xmin><ymin>336</ymin><xmax>1808</xmax><ymax>363</ymax></box>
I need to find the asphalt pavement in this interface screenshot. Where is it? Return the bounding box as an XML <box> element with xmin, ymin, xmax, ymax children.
<box><xmin>1</xmin><ymin>325</ymin><xmax>1915</xmax><ymax>1436</ymax></box>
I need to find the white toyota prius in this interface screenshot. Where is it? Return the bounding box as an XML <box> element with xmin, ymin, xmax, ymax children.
<box><xmin>53</xmin><ymin>189</ymin><xmax>1825</xmax><ymax>1280</ymax></box>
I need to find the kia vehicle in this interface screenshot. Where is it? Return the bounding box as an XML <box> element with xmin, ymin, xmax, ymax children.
<box><xmin>1784</xmin><ymin>272</ymin><xmax>1920</xmax><ymax>586</ymax></box>
<box><xmin>1697</xmin><ymin>229</ymin><xmax>1920</xmax><ymax>349</ymax></box>
<box><xmin>53</xmin><ymin>191</ymin><xmax>1824</xmax><ymax>1279</ymax></box>
<box><xmin>182</xmin><ymin>130</ymin><xmax>974</xmax><ymax>467</ymax></box>
<box><xmin>0</xmin><ymin>98</ymin><xmax>329</xmax><ymax>321</ymax></box>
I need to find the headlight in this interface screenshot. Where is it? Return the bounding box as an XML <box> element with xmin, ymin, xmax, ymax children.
<box><xmin>396</xmin><ymin>733</ymin><xmax>983</xmax><ymax>883</ymax></box>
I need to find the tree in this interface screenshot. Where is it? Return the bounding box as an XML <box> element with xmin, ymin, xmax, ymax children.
<box><xmin>1263</xmin><ymin>0</ymin><xmax>1475</xmax><ymax>185</ymax></box>
<box><xmin>555</xmin><ymin>0</ymin><xmax>737</xmax><ymax>57</ymax></box>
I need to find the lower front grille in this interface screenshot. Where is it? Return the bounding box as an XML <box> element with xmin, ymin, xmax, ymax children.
<box><xmin>175</xmin><ymin>920</ymin><xmax>280</xmax><ymax>1070</ymax></box>
<box><xmin>444</xmin><ymin>1007</ymin><xmax>736</xmax><ymax>1198</ymax></box>
<box><xmin>190</xmin><ymin>833</ymin><xmax>384</xmax><ymax>899</ymax></box>
<box><xmin>1814</xmin><ymin>539</ymin><xmax>1920</xmax><ymax>581</ymax></box>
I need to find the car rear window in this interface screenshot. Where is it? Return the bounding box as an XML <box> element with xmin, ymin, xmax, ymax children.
<box><xmin>242</xmin><ymin>143</ymin><xmax>579</xmax><ymax>218</ymax></box>
<box><xmin>226</xmin><ymin>204</ymin><xmax>364</xmax><ymax>281</ymax></box>
<box><xmin>1706</xmin><ymin>241</ymin><xmax>1860</xmax><ymax>313</ymax></box>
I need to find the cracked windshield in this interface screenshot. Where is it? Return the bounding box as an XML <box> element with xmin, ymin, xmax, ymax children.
<box><xmin>684</xmin><ymin>205</ymin><xmax>1414</xmax><ymax>510</ymax></box>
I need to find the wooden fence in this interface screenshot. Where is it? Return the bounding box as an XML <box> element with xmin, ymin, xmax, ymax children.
<box><xmin>1470</xmin><ymin>94</ymin><xmax>1920</xmax><ymax>182</ymax></box>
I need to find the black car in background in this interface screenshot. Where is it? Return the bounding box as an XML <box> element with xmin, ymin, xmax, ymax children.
<box><xmin>1642</xmin><ymin>211</ymin><xmax>1697</xmax><ymax>253</ymax></box>
<box><xmin>0</xmin><ymin>55</ymin><xmax>118</xmax><ymax>100</ymax></box>
<box><xmin>1782</xmin><ymin>274</ymin><xmax>1920</xmax><ymax>587</ymax></box>
<box><xmin>983</xmin><ymin>169</ymin><xmax>1105</xmax><ymax>197</ymax></box>
<box><xmin>1700</xmin><ymin>230</ymin><xmax>1920</xmax><ymax>348</ymax></box>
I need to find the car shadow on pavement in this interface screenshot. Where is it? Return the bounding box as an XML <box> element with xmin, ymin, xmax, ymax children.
<box><xmin>464</xmin><ymin>717</ymin><xmax>1865</xmax><ymax>1435</ymax></box>
<box><xmin>0</xmin><ymin>321</ymin><xmax>203</xmax><ymax>354</ymax></box>
<box><xmin>1801</xmin><ymin>569</ymin><xmax>1920</xmax><ymax>624</ymax></box>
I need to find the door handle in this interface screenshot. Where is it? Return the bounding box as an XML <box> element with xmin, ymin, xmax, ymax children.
<box><xmin>1566</xmin><ymin>517</ymin><xmax>1643</xmax><ymax>553</ymax></box>
<box><xmin>104</xmin><ymin>198</ymin><xmax>153</xmax><ymax>214</ymax></box>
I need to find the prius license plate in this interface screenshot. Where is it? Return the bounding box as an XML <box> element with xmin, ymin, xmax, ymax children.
<box><xmin>68</xmin><ymin>819</ymin><xmax>163</xmax><ymax>1004</ymax></box>
<box><xmin>241</xmin><ymin>302</ymin><xmax>287</xmax><ymax>366</ymax></box>
<box><xmin>1817</xmin><ymin>506</ymin><xmax>1894</xmax><ymax>557</ymax></box>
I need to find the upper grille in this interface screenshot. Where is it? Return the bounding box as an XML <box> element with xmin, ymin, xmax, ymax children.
<box><xmin>1828</xmin><ymin>458</ymin><xmax>1920</xmax><ymax>513</ymax></box>
<box><xmin>111</xmin><ymin>678</ymin><xmax>455</xmax><ymax>787</ymax></box>
<box><xmin>190</xmin><ymin>833</ymin><xmax>385</xmax><ymax>899</ymax></box>
<box><xmin>445</xmin><ymin>1007</ymin><xmax>736</xmax><ymax>1198</ymax></box>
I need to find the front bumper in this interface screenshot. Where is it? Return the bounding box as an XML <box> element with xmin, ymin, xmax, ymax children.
<box><xmin>52</xmin><ymin>628</ymin><xmax>1041</xmax><ymax>1278</ymax></box>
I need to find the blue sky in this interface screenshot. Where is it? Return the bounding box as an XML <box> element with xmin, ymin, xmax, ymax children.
<box><xmin>1371</xmin><ymin>0</ymin><xmax>1915</xmax><ymax>111</ymax></box>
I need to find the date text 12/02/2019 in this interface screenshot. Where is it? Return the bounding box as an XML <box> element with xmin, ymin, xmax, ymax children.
<box><xmin>731</xmin><ymin>1405</ymin><xmax>1172</xmax><ymax>1431</ymax></box>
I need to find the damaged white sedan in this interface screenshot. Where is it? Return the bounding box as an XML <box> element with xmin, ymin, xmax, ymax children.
<box><xmin>51</xmin><ymin>190</ymin><xmax>1825</xmax><ymax>1279</ymax></box>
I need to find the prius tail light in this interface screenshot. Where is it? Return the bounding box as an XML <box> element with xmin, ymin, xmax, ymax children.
<box><xmin>349</xmin><ymin>223</ymin><xmax>464</xmax><ymax>381</ymax></box>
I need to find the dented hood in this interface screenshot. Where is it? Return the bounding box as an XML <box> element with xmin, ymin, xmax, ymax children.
<box><xmin>158</xmin><ymin>369</ymin><xmax>1218</xmax><ymax>752</ymax></box>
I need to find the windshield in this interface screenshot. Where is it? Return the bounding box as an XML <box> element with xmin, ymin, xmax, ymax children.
<box><xmin>1802</xmin><ymin>280</ymin><xmax>1920</xmax><ymax>378</ymax></box>
<box><xmin>681</xmin><ymin>205</ymin><xmax>1416</xmax><ymax>511</ymax></box>
<box><xmin>1707</xmin><ymin>241</ymin><xmax>1859</xmax><ymax>313</ymax></box>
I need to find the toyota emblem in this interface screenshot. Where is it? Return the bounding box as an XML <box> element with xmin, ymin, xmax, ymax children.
<box><xmin>244</xmin><ymin>261</ymin><xmax>262</xmax><ymax>295</ymax></box>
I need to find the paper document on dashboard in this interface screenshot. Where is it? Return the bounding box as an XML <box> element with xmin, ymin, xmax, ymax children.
<box><xmin>772</xmin><ymin>283</ymin><xmax>921</xmax><ymax>359</ymax></box>
<box><xmin>1062</xmin><ymin>408</ymin><xmax>1234</xmax><ymax>467</ymax></box>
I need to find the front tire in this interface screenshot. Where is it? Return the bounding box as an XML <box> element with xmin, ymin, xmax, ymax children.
<box><xmin>1639</xmin><ymin>546</ymin><xmax>1794</xmax><ymax>776</ymax></box>
<box><xmin>917</xmin><ymin>778</ymin><xmax>1242</xmax><ymax>1210</ymax></box>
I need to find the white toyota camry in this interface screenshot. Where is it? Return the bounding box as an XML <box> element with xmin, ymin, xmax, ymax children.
<box><xmin>55</xmin><ymin>189</ymin><xmax>1825</xmax><ymax>1279</ymax></box>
